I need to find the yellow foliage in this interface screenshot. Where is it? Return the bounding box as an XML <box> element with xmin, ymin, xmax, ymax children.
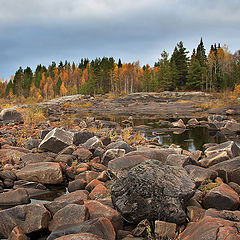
<box><xmin>21</xmin><ymin>104</ymin><xmax>46</xmax><ymax>125</ymax></box>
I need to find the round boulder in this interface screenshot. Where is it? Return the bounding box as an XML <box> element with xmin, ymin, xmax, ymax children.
<box><xmin>111</xmin><ymin>160</ymin><xmax>195</xmax><ymax>224</ymax></box>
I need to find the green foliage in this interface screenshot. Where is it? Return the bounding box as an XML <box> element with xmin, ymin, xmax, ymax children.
<box><xmin>198</xmin><ymin>179</ymin><xmax>221</xmax><ymax>195</ymax></box>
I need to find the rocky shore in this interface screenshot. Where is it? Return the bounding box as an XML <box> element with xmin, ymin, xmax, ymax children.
<box><xmin>0</xmin><ymin>93</ymin><xmax>240</xmax><ymax>239</ymax></box>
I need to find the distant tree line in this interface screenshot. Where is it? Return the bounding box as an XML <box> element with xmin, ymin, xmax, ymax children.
<box><xmin>0</xmin><ymin>38</ymin><xmax>240</xmax><ymax>100</ymax></box>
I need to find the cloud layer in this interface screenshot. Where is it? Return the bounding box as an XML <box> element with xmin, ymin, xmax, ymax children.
<box><xmin>0</xmin><ymin>0</ymin><xmax>239</xmax><ymax>79</ymax></box>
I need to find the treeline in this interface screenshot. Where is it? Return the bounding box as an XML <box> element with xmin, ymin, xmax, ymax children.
<box><xmin>0</xmin><ymin>38</ymin><xmax>240</xmax><ymax>100</ymax></box>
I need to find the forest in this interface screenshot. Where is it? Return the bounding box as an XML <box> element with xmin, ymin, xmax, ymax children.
<box><xmin>0</xmin><ymin>38</ymin><xmax>240</xmax><ymax>101</ymax></box>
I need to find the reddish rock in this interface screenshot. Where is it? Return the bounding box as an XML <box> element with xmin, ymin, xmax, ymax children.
<box><xmin>54</xmin><ymin>233</ymin><xmax>104</xmax><ymax>240</ymax></box>
<box><xmin>73</xmin><ymin>148</ymin><xmax>93</xmax><ymax>162</ymax></box>
<box><xmin>154</xmin><ymin>220</ymin><xmax>177</xmax><ymax>240</ymax></box>
<box><xmin>0</xmin><ymin>188</ymin><xmax>30</xmax><ymax>205</ymax></box>
<box><xmin>49</xmin><ymin>204</ymin><xmax>89</xmax><ymax>232</ymax></box>
<box><xmin>47</xmin><ymin>217</ymin><xmax>115</xmax><ymax>240</ymax></box>
<box><xmin>202</xmin><ymin>183</ymin><xmax>240</xmax><ymax>210</ymax></box>
<box><xmin>0</xmin><ymin>204</ymin><xmax>51</xmax><ymax>238</ymax></box>
<box><xmin>76</xmin><ymin>167</ymin><xmax>88</xmax><ymax>174</ymax></box>
<box><xmin>16</xmin><ymin>162</ymin><xmax>63</xmax><ymax>184</ymax></box>
<box><xmin>54</xmin><ymin>154</ymin><xmax>75</xmax><ymax>166</ymax></box>
<box><xmin>180</xmin><ymin>216</ymin><xmax>240</xmax><ymax>240</ymax></box>
<box><xmin>75</xmin><ymin>171</ymin><xmax>99</xmax><ymax>183</ymax></box>
<box><xmin>84</xmin><ymin>200</ymin><xmax>122</xmax><ymax>231</ymax></box>
<box><xmin>85</xmin><ymin>179</ymin><xmax>105</xmax><ymax>192</ymax></box>
<box><xmin>54</xmin><ymin>190</ymin><xmax>89</xmax><ymax>203</ymax></box>
<box><xmin>7</xmin><ymin>226</ymin><xmax>29</xmax><ymax>240</ymax></box>
<box><xmin>97</xmin><ymin>171</ymin><xmax>109</xmax><ymax>182</ymax></box>
<box><xmin>68</xmin><ymin>179</ymin><xmax>87</xmax><ymax>193</ymax></box>
<box><xmin>89</xmin><ymin>157</ymin><xmax>101</xmax><ymax>165</ymax></box>
<box><xmin>91</xmin><ymin>163</ymin><xmax>107</xmax><ymax>172</ymax></box>
<box><xmin>89</xmin><ymin>184</ymin><xmax>109</xmax><ymax>200</ymax></box>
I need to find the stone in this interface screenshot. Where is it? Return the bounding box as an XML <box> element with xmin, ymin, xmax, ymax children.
<box><xmin>23</xmin><ymin>138</ymin><xmax>40</xmax><ymax>150</ymax></box>
<box><xmin>54</xmin><ymin>190</ymin><xmax>89</xmax><ymax>203</ymax></box>
<box><xmin>202</xmin><ymin>183</ymin><xmax>240</xmax><ymax>210</ymax></box>
<box><xmin>0</xmin><ymin>170</ymin><xmax>16</xmax><ymax>181</ymax></box>
<box><xmin>49</xmin><ymin>204</ymin><xmax>89</xmax><ymax>232</ymax></box>
<box><xmin>68</xmin><ymin>179</ymin><xmax>87</xmax><ymax>193</ymax></box>
<box><xmin>0</xmin><ymin>188</ymin><xmax>30</xmax><ymax>205</ymax></box>
<box><xmin>93</xmin><ymin>147</ymin><xmax>104</xmax><ymax>158</ymax></box>
<box><xmin>3</xmin><ymin>178</ymin><xmax>14</xmax><ymax>188</ymax></box>
<box><xmin>208</xmin><ymin>115</ymin><xmax>224</xmax><ymax>122</ymax></box>
<box><xmin>89</xmin><ymin>184</ymin><xmax>109</xmax><ymax>200</ymax></box>
<box><xmin>54</xmin><ymin>154</ymin><xmax>75</xmax><ymax>166</ymax></box>
<box><xmin>84</xmin><ymin>200</ymin><xmax>122</xmax><ymax>231</ymax></box>
<box><xmin>154</xmin><ymin>220</ymin><xmax>177</xmax><ymax>240</ymax></box>
<box><xmin>97</xmin><ymin>171</ymin><xmax>109</xmax><ymax>182</ymax></box>
<box><xmin>91</xmin><ymin>163</ymin><xmax>107</xmax><ymax>172</ymax></box>
<box><xmin>111</xmin><ymin>160</ymin><xmax>195</xmax><ymax>224</ymax></box>
<box><xmin>226</xmin><ymin>109</ymin><xmax>236</xmax><ymax>115</ymax></box>
<box><xmin>223</xmin><ymin>120</ymin><xmax>240</xmax><ymax>132</ymax></box>
<box><xmin>20</xmin><ymin>153</ymin><xmax>53</xmax><ymax>165</ymax></box>
<box><xmin>73</xmin><ymin>148</ymin><xmax>93</xmax><ymax>162</ymax></box>
<box><xmin>0</xmin><ymin>108</ymin><xmax>23</xmax><ymax>123</ymax></box>
<box><xmin>73</xmin><ymin>130</ymin><xmax>95</xmax><ymax>146</ymax></box>
<box><xmin>0</xmin><ymin>204</ymin><xmax>51</xmax><ymax>239</ymax></box>
<box><xmin>8</xmin><ymin>226</ymin><xmax>29</xmax><ymax>240</ymax></box>
<box><xmin>75</xmin><ymin>171</ymin><xmax>99</xmax><ymax>183</ymax></box>
<box><xmin>106</xmin><ymin>141</ymin><xmax>131</xmax><ymax>153</ymax></box>
<box><xmin>166</xmin><ymin>154</ymin><xmax>196</xmax><ymax>167</ymax></box>
<box><xmin>204</xmin><ymin>141</ymin><xmax>240</xmax><ymax>158</ymax></box>
<box><xmin>38</xmin><ymin>129</ymin><xmax>51</xmax><ymax>139</ymax></box>
<box><xmin>82</xmin><ymin>136</ymin><xmax>103</xmax><ymax>151</ymax></box>
<box><xmin>179</xmin><ymin>215</ymin><xmax>240</xmax><ymax>240</ymax></box>
<box><xmin>39</xmin><ymin>128</ymin><xmax>74</xmax><ymax>153</ymax></box>
<box><xmin>54</xmin><ymin>233</ymin><xmax>104</xmax><ymax>240</ymax></box>
<box><xmin>126</xmin><ymin>147</ymin><xmax>179</xmax><ymax>162</ymax></box>
<box><xmin>199</xmin><ymin>151</ymin><xmax>230</xmax><ymax>168</ymax></box>
<box><xmin>13</xmin><ymin>180</ymin><xmax>48</xmax><ymax>198</ymax></box>
<box><xmin>85</xmin><ymin>179</ymin><xmax>105</xmax><ymax>192</ymax></box>
<box><xmin>189</xmin><ymin>150</ymin><xmax>202</xmax><ymax>161</ymax></box>
<box><xmin>186</xmin><ymin>206</ymin><xmax>205</xmax><ymax>222</ymax></box>
<box><xmin>172</xmin><ymin>119</ymin><xmax>186</xmax><ymax>128</ymax></box>
<box><xmin>228</xmin><ymin>182</ymin><xmax>240</xmax><ymax>195</ymax></box>
<box><xmin>204</xmin><ymin>208</ymin><xmax>240</xmax><ymax>221</ymax></box>
<box><xmin>58</xmin><ymin>145</ymin><xmax>77</xmax><ymax>155</ymax></box>
<box><xmin>210</xmin><ymin>156</ymin><xmax>240</xmax><ymax>184</ymax></box>
<box><xmin>16</xmin><ymin>162</ymin><xmax>63</xmax><ymax>184</ymax></box>
<box><xmin>47</xmin><ymin>217</ymin><xmax>115</xmax><ymax>240</ymax></box>
<box><xmin>108</xmin><ymin>155</ymin><xmax>148</xmax><ymax>178</ymax></box>
<box><xmin>101</xmin><ymin>149</ymin><xmax>125</xmax><ymax>166</ymax></box>
<box><xmin>187</xmin><ymin>118</ymin><xmax>199</xmax><ymax>126</ymax></box>
<box><xmin>131</xmin><ymin>219</ymin><xmax>151</xmax><ymax>238</ymax></box>
<box><xmin>184</xmin><ymin>165</ymin><xmax>218</xmax><ymax>187</ymax></box>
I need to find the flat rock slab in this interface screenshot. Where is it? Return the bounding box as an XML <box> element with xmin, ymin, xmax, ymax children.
<box><xmin>0</xmin><ymin>204</ymin><xmax>51</xmax><ymax>238</ymax></box>
<box><xmin>39</xmin><ymin>128</ymin><xmax>74</xmax><ymax>153</ymax></box>
<box><xmin>54</xmin><ymin>233</ymin><xmax>104</xmax><ymax>240</ymax></box>
<box><xmin>111</xmin><ymin>159</ymin><xmax>195</xmax><ymax>224</ymax></box>
<box><xmin>16</xmin><ymin>162</ymin><xmax>63</xmax><ymax>184</ymax></box>
<box><xmin>54</xmin><ymin>190</ymin><xmax>89</xmax><ymax>203</ymax></box>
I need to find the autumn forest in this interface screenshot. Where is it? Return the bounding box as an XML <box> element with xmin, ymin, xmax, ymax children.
<box><xmin>1</xmin><ymin>39</ymin><xmax>240</xmax><ymax>101</ymax></box>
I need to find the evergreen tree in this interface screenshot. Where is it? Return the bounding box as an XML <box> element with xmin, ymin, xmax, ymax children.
<box><xmin>187</xmin><ymin>58</ymin><xmax>203</xmax><ymax>90</ymax></box>
<box><xmin>22</xmin><ymin>67</ymin><xmax>33</xmax><ymax>97</ymax></box>
<box><xmin>13</xmin><ymin>67</ymin><xmax>23</xmax><ymax>96</ymax></box>
<box><xmin>170</xmin><ymin>41</ymin><xmax>189</xmax><ymax>89</ymax></box>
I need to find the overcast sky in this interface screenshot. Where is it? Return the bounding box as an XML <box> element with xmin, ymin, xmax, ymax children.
<box><xmin>0</xmin><ymin>0</ymin><xmax>239</xmax><ymax>79</ymax></box>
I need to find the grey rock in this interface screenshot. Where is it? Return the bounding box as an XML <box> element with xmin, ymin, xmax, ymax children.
<box><xmin>0</xmin><ymin>170</ymin><xmax>17</xmax><ymax>181</ymax></box>
<box><xmin>208</xmin><ymin>115</ymin><xmax>224</xmax><ymax>122</ymax></box>
<box><xmin>111</xmin><ymin>160</ymin><xmax>195</xmax><ymax>224</ymax></box>
<box><xmin>0</xmin><ymin>108</ymin><xmax>23</xmax><ymax>123</ymax></box>
<box><xmin>199</xmin><ymin>151</ymin><xmax>230</xmax><ymax>167</ymax></box>
<box><xmin>106</xmin><ymin>141</ymin><xmax>131</xmax><ymax>153</ymax></box>
<box><xmin>166</xmin><ymin>154</ymin><xmax>197</xmax><ymax>167</ymax></box>
<box><xmin>24</xmin><ymin>138</ymin><xmax>40</xmax><ymax>150</ymax></box>
<box><xmin>82</xmin><ymin>136</ymin><xmax>103</xmax><ymax>151</ymax></box>
<box><xmin>39</xmin><ymin>128</ymin><xmax>74</xmax><ymax>153</ymax></box>
<box><xmin>73</xmin><ymin>130</ymin><xmax>94</xmax><ymax>146</ymax></box>
<box><xmin>20</xmin><ymin>153</ymin><xmax>53</xmax><ymax>165</ymax></box>
<box><xmin>102</xmin><ymin>149</ymin><xmax>125</xmax><ymax>166</ymax></box>
<box><xmin>54</xmin><ymin>154</ymin><xmax>76</xmax><ymax>166</ymax></box>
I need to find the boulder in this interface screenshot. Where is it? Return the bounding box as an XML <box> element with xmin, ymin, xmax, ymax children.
<box><xmin>84</xmin><ymin>200</ymin><xmax>122</xmax><ymax>231</ymax></box>
<box><xmin>68</xmin><ymin>179</ymin><xmax>87</xmax><ymax>193</ymax></box>
<box><xmin>208</xmin><ymin>115</ymin><xmax>224</xmax><ymax>122</ymax></box>
<box><xmin>73</xmin><ymin>149</ymin><xmax>93</xmax><ymax>162</ymax></box>
<box><xmin>23</xmin><ymin>138</ymin><xmax>40</xmax><ymax>150</ymax></box>
<box><xmin>54</xmin><ymin>233</ymin><xmax>104</xmax><ymax>240</ymax></box>
<box><xmin>187</xmin><ymin>118</ymin><xmax>199</xmax><ymax>126</ymax></box>
<box><xmin>131</xmin><ymin>219</ymin><xmax>152</xmax><ymax>238</ymax></box>
<box><xmin>166</xmin><ymin>154</ymin><xmax>196</xmax><ymax>167</ymax></box>
<box><xmin>54</xmin><ymin>190</ymin><xmax>89</xmax><ymax>203</ymax></box>
<box><xmin>85</xmin><ymin>179</ymin><xmax>105</xmax><ymax>192</ymax></box>
<box><xmin>204</xmin><ymin>141</ymin><xmax>240</xmax><ymax>158</ymax></box>
<box><xmin>199</xmin><ymin>151</ymin><xmax>230</xmax><ymax>168</ymax></box>
<box><xmin>49</xmin><ymin>204</ymin><xmax>89</xmax><ymax>232</ymax></box>
<box><xmin>47</xmin><ymin>217</ymin><xmax>115</xmax><ymax>240</ymax></box>
<box><xmin>0</xmin><ymin>204</ymin><xmax>51</xmax><ymax>239</ymax></box>
<box><xmin>0</xmin><ymin>188</ymin><xmax>30</xmax><ymax>205</ymax></box>
<box><xmin>106</xmin><ymin>141</ymin><xmax>131</xmax><ymax>153</ymax></box>
<box><xmin>0</xmin><ymin>170</ymin><xmax>16</xmax><ymax>181</ymax></box>
<box><xmin>108</xmin><ymin>155</ymin><xmax>148</xmax><ymax>178</ymax></box>
<box><xmin>73</xmin><ymin>130</ymin><xmax>94</xmax><ymax>146</ymax></box>
<box><xmin>202</xmin><ymin>183</ymin><xmax>240</xmax><ymax>210</ymax></box>
<box><xmin>172</xmin><ymin>119</ymin><xmax>186</xmax><ymax>128</ymax></box>
<box><xmin>82</xmin><ymin>137</ymin><xmax>103</xmax><ymax>151</ymax></box>
<box><xmin>54</xmin><ymin>154</ymin><xmax>75</xmax><ymax>166</ymax></box>
<box><xmin>210</xmin><ymin>156</ymin><xmax>240</xmax><ymax>184</ymax></box>
<box><xmin>20</xmin><ymin>153</ymin><xmax>53</xmax><ymax>164</ymax></box>
<box><xmin>16</xmin><ymin>162</ymin><xmax>63</xmax><ymax>184</ymax></box>
<box><xmin>39</xmin><ymin>128</ymin><xmax>74</xmax><ymax>153</ymax></box>
<box><xmin>179</xmin><ymin>215</ymin><xmax>240</xmax><ymax>240</ymax></box>
<box><xmin>0</xmin><ymin>108</ymin><xmax>23</xmax><ymax>123</ymax></box>
<box><xmin>101</xmin><ymin>149</ymin><xmax>125</xmax><ymax>166</ymax></box>
<box><xmin>184</xmin><ymin>165</ymin><xmax>218</xmax><ymax>187</ymax></box>
<box><xmin>75</xmin><ymin>171</ymin><xmax>99</xmax><ymax>183</ymax></box>
<box><xmin>222</xmin><ymin>120</ymin><xmax>240</xmax><ymax>132</ymax></box>
<box><xmin>154</xmin><ymin>220</ymin><xmax>177</xmax><ymax>240</ymax></box>
<box><xmin>89</xmin><ymin>184</ymin><xmax>109</xmax><ymax>200</ymax></box>
<box><xmin>111</xmin><ymin>160</ymin><xmax>195</xmax><ymax>224</ymax></box>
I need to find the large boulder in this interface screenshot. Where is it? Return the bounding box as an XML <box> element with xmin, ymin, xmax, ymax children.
<box><xmin>82</xmin><ymin>137</ymin><xmax>103</xmax><ymax>151</ymax></box>
<box><xmin>73</xmin><ymin>130</ymin><xmax>95</xmax><ymax>146</ymax></box>
<box><xmin>47</xmin><ymin>217</ymin><xmax>115</xmax><ymax>240</ymax></box>
<box><xmin>16</xmin><ymin>162</ymin><xmax>63</xmax><ymax>184</ymax></box>
<box><xmin>210</xmin><ymin>156</ymin><xmax>240</xmax><ymax>184</ymax></box>
<box><xmin>106</xmin><ymin>141</ymin><xmax>131</xmax><ymax>153</ymax></box>
<box><xmin>111</xmin><ymin>160</ymin><xmax>195</xmax><ymax>224</ymax></box>
<box><xmin>54</xmin><ymin>190</ymin><xmax>89</xmax><ymax>203</ymax></box>
<box><xmin>204</xmin><ymin>141</ymin><xmax>240</xmax><ymax>158</ymax></box>
<box><xmin>54</xmin><ymin>233</ymin><xmax>104</xmax><ymax>240</ymax></box>
<box><xmin>199</xmin><ymin>151</ymin><xmax>230</xmax><ymax>168</ymax></box>
<box><xmin>0</xmin><ymin>204</ymin><xmax>51</xmax><ymax>239</ymax></box>
<box><xmin>0</xmin><ymin>188</ymin><xmax>30</xmax><ymax>205</ymax></box>
<box><xmin>0</xmin><ymin>108</ymin><xmax>23</xmax><ymax>123</ymax></box>
<box><xmin>39</xmin><ymin>128</ymin><xmax>74</xmax><ymax>153</ymax></box>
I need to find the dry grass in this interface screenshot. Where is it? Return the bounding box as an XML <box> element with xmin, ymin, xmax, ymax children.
<box><xmin>121</xmin><ymin>128</ymin><xmax>144</xmax><ymax>145</ymax></box>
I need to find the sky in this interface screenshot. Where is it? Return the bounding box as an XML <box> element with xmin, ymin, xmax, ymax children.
<box><xmin>0</xmin><ymin>0</ymin><xmax>239</xmax><ymax>79</ymax></box>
